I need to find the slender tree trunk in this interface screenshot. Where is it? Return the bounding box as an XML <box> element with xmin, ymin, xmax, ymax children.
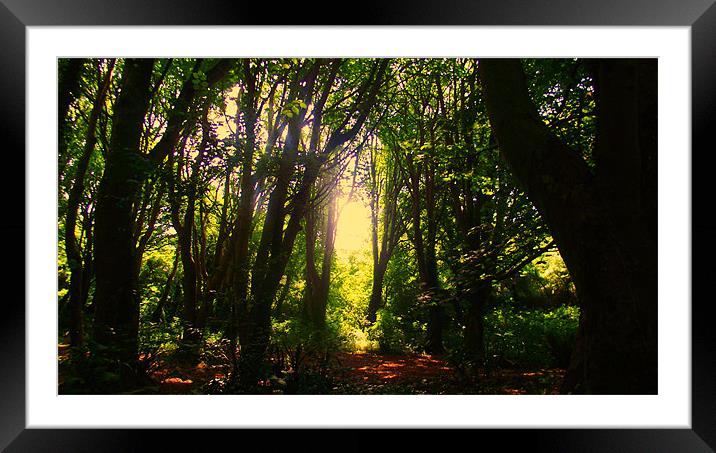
<box><xmin>463</xmin><ymin>283</ymin><xmax>490</xmax><ymax>369</ymax></box>
<box><xmin>273</xmin><ymin>272</ymin><xmax>294</xmax><ymax>319</ymax></box>
<box><xmin>231</xmin><ymin>60</ymin><xmax>259</xmax><ymax>352</ymax></box>
<box><xmin>480</xmin><ymin>58</ymin><xmax>657</xmax><ymax>394</ymax></box>
<box><xmin>304</xmin><ymin>187</ymin><xmax>338</xmax><ymax>331</ymax></box>
<box><xmin>81</xmin><ymin>205</ymin><xmax>95</xmax><ymax>315</ymax></box>
<box><xmin>424</xmin><ymin>165</ymin><xmax>444</xmax><ymax>354</ymax></box>
<box><xmin>367</xmin><ymin>166</ymin><xmax>381</xmax><ymax>323</ymax></box>
<box><xmin>406</xmin><ymin>154</ymin><xmax>444</xmax><ymax>354</ymax></box>
<box><xmin>58</xmin><ymin>58</ymin><xmax>85</xmax><ymax>180</ymax></box>
<box><xmin>237</xmin><ymin>63</ymin><xmax>323</xmax><ymax>386</ymax></box>
<box><xmin>366</xmin><ymin>147</ymin><xmax>404</xmax><ymax>324</ymax></box>
<box><xmin>366</xmin><ymin>259</ymin><xmax>388</xmax><ymax>323</ymax></box>
<box><xmin>92</xmin><ymin>58</ymin><xmax>155</xmax><ymax>392</ymax></box>
<box><xmin>151</xmin><ymin>252</ymin><xmax>180</xmax><ymax>323</ymax></box>
<box><xmin>64</xmin><ymin>59</ymin><xmax>115</xmax><ymax>349</ymax></box>
<box><xmin>237</xmin><ymin>59</ymin><xmax>387</xmax><ymax>387</ymax></box>
<box><xmin>304</xmin><ymin>201</ymin><xmax>322</xmax><ymax>327</ymax></box>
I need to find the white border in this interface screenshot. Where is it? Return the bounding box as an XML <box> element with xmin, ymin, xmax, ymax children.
<box><xmin>27</xmin><ymin>26</ymin><xmax>691</xmax><ymax>428</ymax></box>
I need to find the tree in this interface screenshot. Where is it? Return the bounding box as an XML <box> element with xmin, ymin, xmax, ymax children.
<box><xmin>92</xmin><ymin>58</ymin><xmax>156</xmax><ymax>390</ymax></box>
<box><xmin>425</xmin><ymin>58</ymin><xmax>554</xmax><ymax>370</ymax></box>
<box><xmin>236</xmin><ymin>58</ymin><xmax>388</xmax><ymax>386</ymax></box>
<box><xmin>63</xmin><ymin>58</ymin><xmax>115</xmax><ymax>349</ymax></box>
<box><xmin>303</xmin><ymin>176</ymin><xmax>338</xmax><ymax>331</ymax></box>
<box><xmin>365</xmin><ymin>140</ymin><xmax>406</xmax><ymax>324</ymax></box>
<box><xmin>92</xmin><ymin>58</ymin><xmax>232</xmax><ymax>389</ymax></box>
<box><xmin>480</xmin><ymin>58</ymin><xmax>657</xmax><ymax>394</ymax></box>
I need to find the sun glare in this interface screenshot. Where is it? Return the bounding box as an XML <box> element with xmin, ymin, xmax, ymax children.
<box><xmin>334</xmin><ymin>196</ymin><xmax>371</xmax><ymax>253</ymax></box>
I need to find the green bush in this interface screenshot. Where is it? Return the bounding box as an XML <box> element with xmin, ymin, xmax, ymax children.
<box><xmin>485</xmin><ymin>304</ymin><xmax>579</xmax><ymax>369</ymax></box>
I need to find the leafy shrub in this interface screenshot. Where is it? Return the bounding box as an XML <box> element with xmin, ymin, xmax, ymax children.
<box><xmin>542</xmin><ymin>305</ymin><xmax>579</xmax><ymax>367</ymax></box>
<box><xmin>484</xmin><ymin>304</ymin><xmax>579</xmax><ymax>369</ymax></box>
<box><xmin>367</xmin><ymin>310</ymin><xmax>406</xmax><ymax>353</ymax></box>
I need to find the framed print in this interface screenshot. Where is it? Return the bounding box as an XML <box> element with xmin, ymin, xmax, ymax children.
<box><xmin>2</xmin><ymin>0</ymin><xmax>714</xmax><ymax>450</ymax></box>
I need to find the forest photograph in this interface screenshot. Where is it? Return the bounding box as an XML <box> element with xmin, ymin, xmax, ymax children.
<box><xmin>57</xmin><ymin>57</ymin><xmax>657</xmax><ymax>396</ymax></box>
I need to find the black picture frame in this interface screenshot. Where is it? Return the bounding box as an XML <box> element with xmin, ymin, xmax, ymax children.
<box><xmin>2</xmin><ymin>1</ymin><xmax>713</xmax><ymax>451</ymax></box>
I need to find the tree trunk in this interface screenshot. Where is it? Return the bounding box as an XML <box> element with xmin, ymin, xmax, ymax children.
<box><xmin>58</xmin><ymin>58</ymin><xmax>85</xmax><ymax>180</ymax></box>
<box><xmin>237</xmin><ymin>59</ymin><xmax>387</xmax><ymax>387</ymax></box>
<box><xmin>480</xmin><ymin>58</ymin><xmax>657</xmax><ymax>394</ymax></box>
<box><xmin>366</xmin><ymin>259</ymin><xmax>388</xmax><ymax>323</ymax></box>
<box><xmin>231</xmin><ymin>60</ymin><xmax>260</xmax><ymax>353</ymax></box>
<box><xmin>463</xmin><ymin>283</ymin><xmax>490</xmax><ymax>369</ymax></box>
<box><xmin>92</xmin><ymin>58</ymin><xmax>155</xmax><ymax>392</ymax></box>
<box><xmin>424</xmin><ymin>165</ymin><xmax>444</xmax><ymax>355</ymax></box>
<box><xmin>304</xmin><ymin>187</ymin><xmax>338</xmax><ymax>331</ymax></box>
<box><xmin>366</xmin><ymin>146</ymin><xmax>404</xmax><ymax>324</ymax></box>
<box><xmin>151</xmin><ymin>252</ymin><xmax>180</xmax><ymax>323</ymax></box>
<box><xmin>172</xmin><ymin>113</ymin><xmax>211</xmax><ymax>353</ymax></box>
<box><xmin>64</xmin><ymin>59</ymin><xmax>115</xmax><ymax>349</ymax></box>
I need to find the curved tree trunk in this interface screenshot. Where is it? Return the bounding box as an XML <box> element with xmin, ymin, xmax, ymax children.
<box><xmin>237</xmin><ymin>59</ymin><xmax>388</xmax><ymax>387</ymax></box>
<box><xmin>64</xmin><ymin>59</ymin><xmax>115</xmax><ymax>349</ymax></box>
<box><xmin>480</xmin><ymin>59</ymin><xmax>657</xmax><ymax>394</ymax></box>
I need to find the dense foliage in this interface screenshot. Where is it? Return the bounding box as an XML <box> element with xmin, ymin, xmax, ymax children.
<box><xmin>57</xmin><ymin>57</ymin><xmax>655</xmax><ymax>395</ymax></box>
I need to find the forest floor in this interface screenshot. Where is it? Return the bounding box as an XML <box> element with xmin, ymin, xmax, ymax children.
<box><xmin>59</xmin><ymin>344</ymin><xmax>564</xmax><ymax>394</ymax></box>
<box><xmin>148</xmin><ymin>351</ymin><xmax>565</xmax><ymax>395</ymax></box>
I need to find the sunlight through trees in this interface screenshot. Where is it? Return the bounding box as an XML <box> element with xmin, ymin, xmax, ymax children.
<box><xmin>57</xmin><ymin>57</ymin><xmax>656</xmax><ymax>395</ymax></box>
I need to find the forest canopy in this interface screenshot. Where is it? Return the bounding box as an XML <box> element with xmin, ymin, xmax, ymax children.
<box><xmin>57</xmin><ymin>57</ymin><xmax>656</xmax><ymax>395</ymax></box>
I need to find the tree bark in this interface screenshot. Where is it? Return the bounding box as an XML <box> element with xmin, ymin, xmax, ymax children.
<box><xmin>92</xmin><ymin>58</ymin><xmax>155</xmax><ymax>391</ymax></box>
<box><xmin>463</xmin><ymin>283</ymin><xmax>490</xmax><ymax>369</ymax></box>
<box><xmin>366</xmin><ymin>146</ymin><xmax>404</xmax><ymax>324</ymax></box>
<box><xmin>480</xmin><ymin>58</ymin><xmax>657</xmax><ymax>394</ymax></box>
<box><xmin>237</xmin><ymin>59</ymin><xmax>388</xmax><ymax>387</ymax></box>
<box><xmin>405</xmin><ymin>151</ymin><xmax>444</xmax><ymax>355</ymax></box>
<box><xmin>304</xmin><ymin>185</ymin><xmax>338</xmax><ymax>331</ymax></box>
<box><xmin>366</xmin><ymin>259</ymin><xmax>388</xmax><ymax>324</ymax></box>
<box><xmin>150</xmin><ymin>252</ymin><xmax>180</xmax><ymax>323</ymax></box>
<box><xmin>168</xmin><ymin>107</ymin><xmax>211</xmax><ymax>353</ymax></box>
<box><xmin>64</xmin><ymin>59</ymin><xmax>115</xmax><ymax>349</ymax></box>
<box><xmin>58</xmin><ymin>58</ymin><xmax>85</xmax><ymax>180</ymax></box>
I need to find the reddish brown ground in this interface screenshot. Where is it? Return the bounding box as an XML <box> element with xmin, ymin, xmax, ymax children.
<box><xmin>328</xmin><ymin>352</ymin><xmax>460</xmax><ymax>394</ymax></box>
<box><xmin>149</xmin><ymin>360</ymin><xmax>226</xmax><ymax>394</ymax></box>
<box><xmin>59</xmin><ymin>346</ymin><xmax>564</xmax><ymax>395</ymax></box>
<box><xmin>328</xmin><ymin>352</ymin><xmax>564</xmax><ymax>395</ymax></box>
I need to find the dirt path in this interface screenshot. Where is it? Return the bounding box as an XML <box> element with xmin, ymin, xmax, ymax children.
<box><xmin>329</xmin><ymin>352</ymin><xmax>462</xmax><ymax>394</ymax></box>
<box><xmin>60</xmin><ymin>346</ymin><xmax>564</xmax><ymax>394</ymax></box>
<box><xmin>147</xmin><ymin>352</ymin><xmax>564</xmax><ymax>394</ymax></box>
<box><xmin>328</xmin><ymin>352</ymin><xmax>565</xmax><ymax>395</ymax></box>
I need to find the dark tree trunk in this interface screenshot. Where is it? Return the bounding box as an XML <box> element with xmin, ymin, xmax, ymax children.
<box><xmin>92</xmin><ymin>58</ymin><xmax>155</xmax><ymax>392</ymax></box>
<box><xmin>366</xmin><ymin>149</ymin><xmax>404</xmax><ymax>324</ymax></box>
<box><xmin>407</xmin><ymin>156</ymin><xmax>444</xmax><ymax>355</ymax></box>
<box><xmin>366</xmin><ymin>259</ymin><xmax>388</xmax><ymax>324</ymax></box>
<box><xmin>150</xmin><ymin>252</ymin><xmax>180</xmax><ymax>323</ymax></box>
<box><xmin>236</xmin><ymin>70</ymin><xmax>315</xmax><ymax>386</ymax></box>
<box><xmin>273</xmin><ymin>272</ymin><xmax>294</xmax><ymax>319</ymax></box>
<box><xmin>237</xmin><ymin>59</ymin><xmax>387</xmax><ymax>387</ymax></box>
<box><xmin>170</xmin><ymin>111</ymin><xmax>211</xmax><ymax>353</ymax></box>
<box><xmin>231</xmin><ymin>59</ymin><xmax>260</xmax><ymax>354</ymax></box>
<box><xmin>58</xmin><ymin>58</ymin><xmax>85</xmax><ymax>180</ymax></box>
<box><xmin>480</xmin><ymin>58</ymin><xmax>657</xmax><ymax>394</ymax></box>
<box><xmin>80</xmin><ymin>205</ymin><xmax>95</xmax><ymax>315</ymax></box>
<box><xmin>463</xmin><ymin>284</ymin><xmax>490</xmax><ymax>369</ymax></box>
<box><xmin>304</xmin><ymin>188</ymin><xmax>337</xmax><ymax>331</ymax></box>
<box><xmin>64</xmin><ymin>59</ymin><xmax>115</xmax><ymax>349</ymax></box>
